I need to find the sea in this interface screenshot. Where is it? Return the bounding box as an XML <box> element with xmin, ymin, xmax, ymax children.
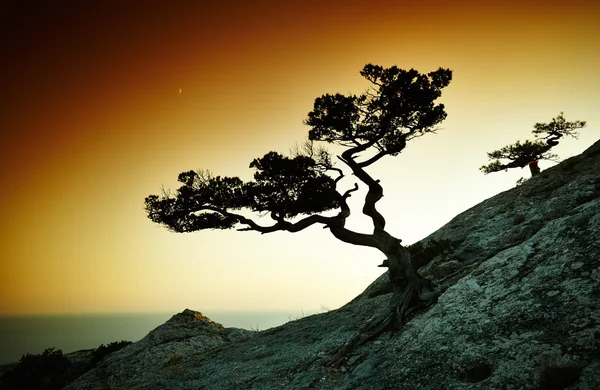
<box><xmin>0</xmin><ymin>310</ymin><xmax>306</xmax><ymax>365</ymax></box>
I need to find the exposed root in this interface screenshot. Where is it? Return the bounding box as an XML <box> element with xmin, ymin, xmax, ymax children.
<box><xmin>325</xmin><ymin>278</ymin><xmax>440</xmax><ymax>367</ymax></box>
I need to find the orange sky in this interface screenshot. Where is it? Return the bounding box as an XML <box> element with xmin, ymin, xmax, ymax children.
<box><xmin>1</xmin><ymin>0</ymin><xmax>599</xmax><ymax>315</ymax></box>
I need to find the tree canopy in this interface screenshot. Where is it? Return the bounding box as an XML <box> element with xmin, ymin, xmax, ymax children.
<box><xmin>146</xmin><ymin>65</ymin><xmax>452</xmax><ymax>237</ymax></box>
<box><xmin>146</xmin><ymin>153</ymin><xmax>340</xmax><ymax>233</ymax></box>
<box><xmin>480</xmin><ymin>113</ymin><xmax>586</xmax><ymax>177</ymax></box>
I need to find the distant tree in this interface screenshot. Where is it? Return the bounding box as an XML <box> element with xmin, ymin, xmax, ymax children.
<box><xmin>480</xmin><ymin>113</ymin><xmax>586</xmax><ymax>177</ymax></box>
<box><xmin>145</xmin><ymin>64</ymin><xmax>452</xmax><ymax>364</ymax></box>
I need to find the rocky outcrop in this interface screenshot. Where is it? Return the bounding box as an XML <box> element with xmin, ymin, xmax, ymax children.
<box><xmin>62</xmin><ymin>310</ymin><xmax>255</xmax><ymax>389</ymax></box>
<box><xmin>67</xmin><ymin>140</ymin><xmax>600</xmax><ymax>390</ymax></box>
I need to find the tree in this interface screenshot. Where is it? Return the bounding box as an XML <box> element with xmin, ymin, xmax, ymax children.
<box><xmin>480</xmin><ymin>113</ymin><xmax>586</xmax><ymax>177</ymax></box>
<box><xmin>145</xmin><ymin>64</ymin><xmax>453</xmax><ymax>364</ymax></box>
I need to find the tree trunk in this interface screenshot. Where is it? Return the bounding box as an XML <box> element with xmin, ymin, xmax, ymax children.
<box><xmin>324</xmin><ymin>147</ymin><xmax>441</xmax><ymax>366</ymax></box>
<box><xmin>377</xmin><ymin>240</ymin><xmax>440</xmax><ymax>329</ymax></box>
<box><xmin>529</xmin><ymin>160</ymin><xmax>540</xmax><ymax>176</ymax></box>
<box><xmin>325</xmin><ymin>234</ymin><xmax>440</xmax><ymax>366</ymax></box>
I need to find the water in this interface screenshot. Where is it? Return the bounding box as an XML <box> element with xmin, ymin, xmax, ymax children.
<box><xmin>0</xmin><ymin>310</ymin><xmax>303</xmax><ymax>364</ymax></box>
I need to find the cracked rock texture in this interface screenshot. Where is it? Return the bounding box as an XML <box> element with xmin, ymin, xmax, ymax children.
<box><xmin>67</xmin><ymin>140</ymin><xmax>600</xmax><ymax>390</ymax></box>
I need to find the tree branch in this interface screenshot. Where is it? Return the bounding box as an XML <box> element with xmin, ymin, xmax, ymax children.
<box><xmin>196</xmin><ymin>205</ymin><xmax>328</xmax><ymax>234</ymax></box>
<box><xmin>236</xmin><ymin>214</ymin><xmax>332</xmax><ymax>233</ymax></box>
<box><xmin>357</xmin><ymin>150</ymin><xmax>387</xmax><ymax>168</ymax></box>
<box><xmin>202</xmin><ymin>202</ymin><xmax>383</xmax><ymax>251</ymax></box>
<box><xmin>339</xmin><ymin>147</ymin><xmax>386</xmax><ymax>234</ymax></box>
<box><xmin>342</xmin><ymin>183</ymin><xmax>359</xmax><ymax>198</ymax></box>
<box><xmin>332</xmin><ymin>183</ymin><xmax>359</xmax><ymax>222</ymax></box>
<box><xmin>329</xmin><ymin>166</ymin><xmax>345</xmax><ymax>184</ymax></box>
<box><xmin>327</xmin><ymin>224</ymin><xmax>384</xmax><ymax>250</ymax></box>
<box><xmin>198</xmin><ymin>190</ymin><xmax>385</xmax><ymax>250</ymax></box>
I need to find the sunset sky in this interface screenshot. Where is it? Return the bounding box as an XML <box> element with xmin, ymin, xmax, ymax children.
<box><xmin>1</xmin><ymin>0</ymin><xmax>598</xmax><ymax>315</ymax></box>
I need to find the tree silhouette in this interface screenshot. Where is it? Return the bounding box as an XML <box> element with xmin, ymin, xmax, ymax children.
<box><xmin>480</xmin><ymin>113</ymin><xmax>586</xmax><ymax>177</ymax></box>
<box><xmin>145</xmin><ymin>64</ymin><xmax>453</xmax><ymax>364</ymax></box>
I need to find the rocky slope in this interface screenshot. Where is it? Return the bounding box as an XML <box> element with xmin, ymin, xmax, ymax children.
<box><xmin>66</xmin><ymin>140</ymin><xmax>600</xmax><ymax>390</ymax></box>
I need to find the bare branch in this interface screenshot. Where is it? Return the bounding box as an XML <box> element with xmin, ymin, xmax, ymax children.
<box><xmin>342</xmin><ymin>183</ymin><xmax>359</xmax><ymax>199</ymax></box>
<box><xmin>331</xmin><ymin>167</ymin><xmax>345</xmax><ymax>184</ymax></box>
<box><xmin>160</xmin><ymin>185</ymin><xmax>172</xmax><ymax>198</ymax></box>
<box><xmin>197</xmin><ymin>205</ymin><xmax>327</xmax><ymax>234</ymax></box>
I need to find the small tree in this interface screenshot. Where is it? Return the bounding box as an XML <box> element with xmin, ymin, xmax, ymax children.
<box><xmin>480</xmin><ymin>113</ymin><xmax>586</xmax><ymax>177</ymax></box>
<box><xmin>145</xmin><ymin>64</ymin><xmax>452</xmax><ymax>364</ymax></box>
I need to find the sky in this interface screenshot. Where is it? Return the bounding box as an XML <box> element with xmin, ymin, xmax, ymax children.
<box><xmin>1</xmin><ymin>0</ymin><xmax>598</xmax><ymax>315</ymax></box>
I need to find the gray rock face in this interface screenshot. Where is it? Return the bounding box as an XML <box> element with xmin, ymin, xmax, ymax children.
<box><xmin>68</xmin><ymin>140</ymin><xmax>600</xmax><ymax>390</ymax></box>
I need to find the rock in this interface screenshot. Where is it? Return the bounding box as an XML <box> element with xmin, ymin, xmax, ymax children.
<box><xmin>65</xmin><ymin>139</ymin><xmax>600</xmax><ymax>390</ymax></box>
<box><xmin>64</xmin><ymin>309</ymin><xmax>255</xmax><ymax>389</ymax></box>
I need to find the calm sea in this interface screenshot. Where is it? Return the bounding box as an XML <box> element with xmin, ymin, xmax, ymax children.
<box><xmin>0</xmin><ymin>310</ymin><xmax>304</xmax><ymax>365</ymax></box>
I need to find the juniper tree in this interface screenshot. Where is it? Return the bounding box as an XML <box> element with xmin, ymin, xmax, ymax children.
<box><xmin>480</xmin><ymin>113</ymin><xmax>586</xmax><ymax>177</ymax></box>
<box><xmin>145</xmin><ymin>64</ymin><xmax>452</xmax><ymax>364</ymax></box>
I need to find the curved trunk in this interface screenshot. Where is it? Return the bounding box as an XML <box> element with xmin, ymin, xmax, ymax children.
<box><xmin>381</xmin><ymin>238</ymin><xmax>440</xmax><ymax>328</ymax></box>
<box><xmin>324</xmin><ymin>142</ymin><xmax>441</xmax><ymax>366</ymax></box>
<box><xmin>325</xmin><ymin>233</ymin><xmax>440</xmax><ymax>366</ymax></box>
<box><xmin>529</xmin><ymin>160</ymin><xmax>541</xmax><ymax>176</ymax></box>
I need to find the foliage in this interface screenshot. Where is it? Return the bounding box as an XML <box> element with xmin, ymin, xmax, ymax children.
<box><xmin>480</xmin><ymin>140</ymin><xmax>557</xmax><ymax>174</ymax></box>
<box><xmin>247</xmin><ymin>152</ymin><xmax>340</xmax><ymax>219</ymax></box>
<box><xmin>306</xmin><ymin>65</ymin><xmax>452</xmax><ymax>152</ymax></box>
<box><xmin>531</xmin><ymin>113</ymin><xmax>586</xmax><ymax>140</ymax></box>
<box><xmin>145</xmin><ymin>64</ymin><xmax>452</xmax><ymax>234</ymax></box>
<box><xmin>145</xmin><ymin>64</ymin><xmax>453</xmax><ymax>364</ymax></box>
<box><xmin>92</xmin><ymin>340</ymin><xmax>132</xmax><ymax>364</ymax></box>
<box><xmin>0</xmin><ymin>348</ymin><xmax>71</xmax><ymax>390</ymax></box>
<box><xmin>515</xmin><ymin>177</ymin><xmax>529</xmax><ymax>186</ymax></box>
<box><xmin>480</xmin><ymin>113</ymin><xmax>586</xmax><ymax>177</ymax></box>
<box><xmin>0</xmin><ymin>340</ymin><xmax>135</xmax><ymax>390</ymax></box>
<box><xmin>407</xmin><ymin>238</ymin><xmax>462</xmax><ymax>269</ymax></box>
<box><xmin>145</xmin><ymin>153</ymin><xmax>340</xmax><ymax>232</ymax></box>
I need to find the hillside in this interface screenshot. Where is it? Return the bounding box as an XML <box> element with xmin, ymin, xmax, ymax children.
<box><xmin>27</xmin><ymin>140</ymin><xmax>600</xmax><ymax>389</ymax></box>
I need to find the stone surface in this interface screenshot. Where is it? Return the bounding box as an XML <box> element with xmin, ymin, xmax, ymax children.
<box><xmin>66</xmin><ymin>140</ymin><xmax>600</xmax><ymax>390</ymax></box>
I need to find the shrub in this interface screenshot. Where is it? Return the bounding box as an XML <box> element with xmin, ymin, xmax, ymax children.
<box><xmin>516</xmin><ymin>177</ymin><xmax>529</xmax><ymax>186</ymax></box>
<box><xmin>408</xmin><ymin>238</ymin><xmax>462</xmax><ymax>269</ymax></box>
<box><xmin>0</xmin><ymin>347</ymin><xmax>71</xmax><ymax>390</ymax></box>
<box><xmin>92</xmin><ymin>341</ymin><xmax>132</xmax><ymax>364</ymax></box>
